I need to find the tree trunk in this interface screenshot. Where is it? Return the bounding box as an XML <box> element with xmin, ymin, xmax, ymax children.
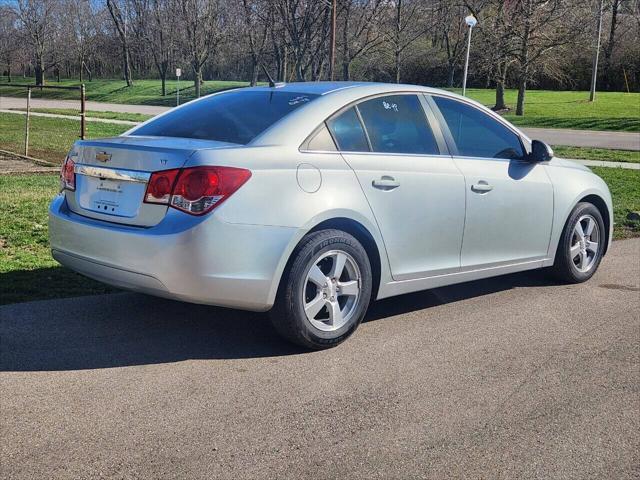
<box><xmin>342</xmin><ymin>60</ymin><xmax>350</xmax><ymax>81</ymax></box>
<box><xmin>516</xmin><ymin>75</ymin><xmax>526</xmax><ymax>116</ymax></box>
<box><xmin>194</xmin><ymin>66</ymin><xmax>202</xmax><ymax>97</ymax></box>
<box><xmin>495</xmin><ymin>82</ymin><xmax>506</xmax><ymax>110</ymax></box>
<box><xmin>161</xmin><ymin>76</ymin><xmax>166</xmax><ymax>96</ymax></box>
<box><xmin>395</xmin><ymin>50</ymin><xmax>401</xmax><ymax>84</ymax></box>
<box><xmin>79</xmin><ymin>59</ymin><xmax>83</xmax><ymax>82</ymax></box>
<box><xmin>447</xmin><ymin>64</ymin><xmax>455</xmax><ymax>87</ymax></box>
<box><xmin>122</xmin><ymin>44</ymin><xmax>133</xmax><ymax>86</ymax></box>
<box><xmin>603</xmin><ymin>0</ymin><xmax>619</xmax><ymax>90</ymax></box>
<box><xmin>6</xmin><ymin>60</ymin><xmax>10</xmax><ymax>82</ymax></box>
<box><xmin>35</xmin><ymin>58</ymin><xmax>45</xmax><ymax>86</ymax></box>
<box><xmin>250</xmin><ymin>61</ymin><xmax>258</xmax><ymax>86</ymax></box>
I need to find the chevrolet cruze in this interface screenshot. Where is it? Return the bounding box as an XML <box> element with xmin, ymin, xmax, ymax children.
<box><xmin>49</xmin><ymin>82</ymin><xmax>613</xmax><ymax>349</ymax></box>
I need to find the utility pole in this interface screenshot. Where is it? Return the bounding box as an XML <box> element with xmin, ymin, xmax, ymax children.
<box><xmin>589</xmin><ymin>0</ymin><xmax>605</xmax><ymax>102</ymax></box>
<box><xmin>329</xmin><ymin>0</ymin><xmax>337</xmax><ymax>81</ymax></box>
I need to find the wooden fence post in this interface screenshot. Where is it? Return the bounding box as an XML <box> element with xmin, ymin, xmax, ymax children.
<box><xmin>80</xmin><ymin>84</ymin><xmax>86</xmax><ymax>140</ymax></box>
<box><xmin>24</xmin><ymin>87</ymin><xmax>31</xmax><ymax>156</ymax></box>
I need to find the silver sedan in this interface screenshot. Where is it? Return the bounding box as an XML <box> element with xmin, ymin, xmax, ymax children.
<box><xmin>49</xmin><ymin>82</ymin><xmax>613</xmax><ymax>348</ymax></box>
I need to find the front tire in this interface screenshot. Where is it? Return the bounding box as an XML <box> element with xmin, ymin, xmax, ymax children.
<box><xmin>552</xmin><ymin>202</ymin><xmax>605</xmax><ymax>283</ymax></box>
<box><xmin>270</xmin><ymin>229</ymin><xmax>372</xmax><ymax>349</ymax></box>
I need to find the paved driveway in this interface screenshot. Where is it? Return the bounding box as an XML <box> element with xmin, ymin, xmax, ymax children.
<box><xmin>1</xmin><ymin>239</ymin><xmax>639</xmax><ymax>479</ymax></box>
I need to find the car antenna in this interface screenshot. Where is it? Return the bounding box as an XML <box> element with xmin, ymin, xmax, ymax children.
<box><xmin>261</xmin><ymin>64</ymin><xmax>276</xmax><ymax>88</ymax></box>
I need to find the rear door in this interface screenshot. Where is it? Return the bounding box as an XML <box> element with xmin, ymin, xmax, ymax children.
<box><xmin>328</xmin><ymin>93</ymin><xmax>466</xmax><ymax>281</ymax></box>
<box><xmin>428</xmin><ymin>95</ymin><xmax>553</xmax><ymax>268</ymax></box>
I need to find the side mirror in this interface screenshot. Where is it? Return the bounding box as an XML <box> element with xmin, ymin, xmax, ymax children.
<box><xmin>528</xmin><ymin>140</ymin><xmax>554</xmax><ymax>163</ymax></box>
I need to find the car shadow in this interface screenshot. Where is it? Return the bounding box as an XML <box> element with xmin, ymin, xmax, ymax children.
<box><xmin>0</xmin><ymin>269</ymin><xmax>561</xmax><ymax>372</ymax></box>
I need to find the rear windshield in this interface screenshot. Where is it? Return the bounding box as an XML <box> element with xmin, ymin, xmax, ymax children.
<box><xmin>131</xmin><ymin>90</ymin><xmax>319</xmax><ymax>145</ymax></box>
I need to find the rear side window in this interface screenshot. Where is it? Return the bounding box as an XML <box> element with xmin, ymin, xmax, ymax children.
<box><xmin>326</xmin><ymin>107</ymin><xmax>370</xmax><ymax>152</ymax></box>
<box><xmin>357</xmin><ymin>94</ymin><xmax>439</xmax><ymax>155</ymax></box>
<box><xmin>433</xmin><ymin>96</ymin><xmax>525</xmax><ymax>160</ymax></box>
<box><xmin>131</xmin><ymin>90</ymin><xmax>319</xmax><ymax>145</ymax></box>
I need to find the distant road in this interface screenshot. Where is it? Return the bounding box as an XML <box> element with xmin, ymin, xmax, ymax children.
<box><xmin>1</xmin><ymin>96</ymin><xmax>639</xmax><ymax>150</ymax></box>
<box><xmin>522</xmin><ymin>126</ymin><xmax>639</xmax><ymax>151</ymax></box>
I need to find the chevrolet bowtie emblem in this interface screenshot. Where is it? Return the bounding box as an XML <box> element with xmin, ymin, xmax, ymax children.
<box><xmin>95</xmin><ymin>151</ymin><xmax>111</xmax><ymax>162</ymax></box>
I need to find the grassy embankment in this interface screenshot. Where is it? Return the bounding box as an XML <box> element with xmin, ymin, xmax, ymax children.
<box><xmin>1</xmin><ymin>168</ymin><xmax>638</xmax><ymax>305</ymax></box>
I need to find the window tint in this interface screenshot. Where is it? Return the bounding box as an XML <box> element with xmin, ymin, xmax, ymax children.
<box><xmin>326</xmin><ymin>107</ymin><xmax>369</xmax><ymax>152</ymax></box>
<box><xmin>305</xmin><ymin>124</ymin><xmax>337</xmax><ymax>151</ymax></box>
<box><xmin>433</xmin><ymin>96</ymin><xmax>525</xmax><ymax>159</ymax></box>
<box><xmin>132</xmin><ymin>90</ymin><xmax>318</xmax><ymax>145</ymax></box>
<box><xmin>357</xmin><ymin>94</ymin><xmax>439</xmax><ymax>155</ymax></box>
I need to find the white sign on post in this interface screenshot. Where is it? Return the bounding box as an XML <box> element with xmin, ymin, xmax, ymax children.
<box><xmin>176</xmin><ymin>68</ymin><xmax>181</xmax><ymax>106</ymax></box>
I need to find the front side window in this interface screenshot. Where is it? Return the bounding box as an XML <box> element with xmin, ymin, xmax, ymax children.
<box><xmin>433</xmin><ymin>96</ymin><xmax>525</xmax><ymax>160</ymax></box>
<box><xmin>326</xmin><ymin>107</ymin><xmax>370</xmax><ymax>152</ymax></box>
<box><xmin>131</xmin><ymin>90</ymin><xmax>319</xmax><ymax>145</ymax></box>
<box><xmin>356</xmin><ymin>94</ymin><xmax>439</xmax><ymax>155</ymax></box>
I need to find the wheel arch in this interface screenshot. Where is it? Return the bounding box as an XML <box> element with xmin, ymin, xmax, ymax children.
<box><xmin>306</xmin><ymin>218</ymin><xmax>382</xmax><ymax>301</ymax></box>
<box><xmin>268</xmin><ymin>215</ymin><xmax>387</xmax><ymax>309</ymax></box>
<box><xmin>578</xmin><ymin>194</ymin><xmax>611</xmax><ymax>255</ymax></box>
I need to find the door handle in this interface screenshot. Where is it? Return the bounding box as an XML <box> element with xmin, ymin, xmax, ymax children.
<box><xmin>471</xmin><ymin>181</ymin><xmax>493</xmax><ymax>193</ymax></box>
<box><xmin>372</xmin><ymin>176</ymin><xmax>400</xmax><ymax>191</ymax></box>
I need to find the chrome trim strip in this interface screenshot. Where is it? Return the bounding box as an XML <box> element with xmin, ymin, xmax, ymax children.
<box><xmin>74</xmin><ymin>164</ymin><xmax>151</xmax><ymax>183</ymax></box>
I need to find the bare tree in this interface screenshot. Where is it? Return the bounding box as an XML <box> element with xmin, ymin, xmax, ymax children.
<box><xmin>240</xmin><ymin>0</ymin><xmax>272</xmax><ymax>86</ymax></box>
<box><xmin>66</xmin><ymin>0</ymin><xmax>97</xmax><ymax>82</ymax></box>
<box><xmin>275</xmin><ymin>0</ymin><xmax>328</xmax><ymax>81</ymax></box>
<box><xmin>143</xmin><ymin>0</ymin><xmax>177</xmax><ymax>96</ymax></box>
<box><xmin>106</xmin><ymin>0</ymin><xmax>134</xmax><ymax>86</ymax></box>
<box><xmin>15</xmin><ymin>0</ymin><xmax>58</xmax><ymax>85</ymax></box>
<box><xmin>339</xmin><ymin>0</ymin><xmax>386</xmax><ymax>80</ymax></box>
<box><xmin>505</xmin><ymin>0</ymin><xmax>580</xmax><ymax>115</ymax></box>
<box><xmin>177</xmin><ymin>0</ymin><xmax>224</xmax><ymax>97</ymax></box>
<box><xmin>386</xmin><ymin>0</ymin><xmax>429</xmax><ymax>83</ymax></box>
<box><xmin>0</xmin><ymin>6</ymin><xmax>19</xmax><ymax>82</ymax></box>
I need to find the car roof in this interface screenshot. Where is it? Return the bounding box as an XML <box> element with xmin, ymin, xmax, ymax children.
<box><xmin>249</xmin><ymin>81</ymin><xmax>439</xmax><ymax>97</ymax></box>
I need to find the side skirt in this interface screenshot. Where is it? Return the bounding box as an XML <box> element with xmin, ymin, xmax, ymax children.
<box><xmin>376</xmin><ymin>258</ymin><xmax>548</xmax><ymax>300</ymax></box>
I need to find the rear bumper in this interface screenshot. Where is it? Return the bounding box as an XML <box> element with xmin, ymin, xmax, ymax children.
<box><xmin>48</xmin><ymin>195</ymin><xmax>297</xmax><ymax>311</ymax></box>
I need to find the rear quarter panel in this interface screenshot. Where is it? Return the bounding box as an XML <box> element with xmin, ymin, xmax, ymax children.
<box><xmin>183</xmin><ymin>145</ymin><xmax>392</xmax><ymax>303</ymax></box>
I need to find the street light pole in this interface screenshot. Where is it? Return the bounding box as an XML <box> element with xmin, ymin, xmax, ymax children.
<box><xmin>589</xmin><ymin>0</ymin><xmax>605</xmax><ymax>102</ymax></box>
<box><xmin>462</xmin><ymin>15</ymin><xmax>477</xmax><ymax>97</ymax></box>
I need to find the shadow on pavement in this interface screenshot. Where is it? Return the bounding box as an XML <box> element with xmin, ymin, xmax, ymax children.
<box><xmin>0</xmin><ymin>269</ymin><xmax>559</xmax><ymax>372</ymax></box>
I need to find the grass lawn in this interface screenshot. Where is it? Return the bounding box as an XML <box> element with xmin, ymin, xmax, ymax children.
<box><xmin>9</xmin><ymin>107</ymin><xmax>153</xmax><ymax>123</ymax></box>
<box><xmin>0</xmin><ymin>167</ymin><xmax>637</xmax><ymax>305</ymax></box>
<box><xmin>0</xmin><ymin>112</ymin><xmax>129</xmax><ymax>164</ymax></box>
<box><xmin>1</xmin><ymin>78</ymin><xmax>252</xmax><ymax>107</ymax></box>
<box><xmin>553</xmin><ymin>146</ymin><xmax>640</xmax><ymax>163</ymax></box>
<box><xmin>448</xmin><ymin>88</ymin><xmax>639</xmax><ymax>132</ymax></box>
<box><xmin>591</xmin><ymin>167</ymin><xmax>640</xmax><ymax>240</ymax></box>
<box><xmin>0</xmin><ymin>174</ymin><xmax>116</xmax><ymax>305</ymax></box>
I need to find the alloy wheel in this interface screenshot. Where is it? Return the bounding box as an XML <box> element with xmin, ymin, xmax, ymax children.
<box><xmin>570</xmin><ymin>214</ymin><xmax>600</xmax><ymax>273</ymax></box>
<box><xmin>303</xmin><ymin>250</ymin><xmax>361</xmax><ymax>331</ymax></box>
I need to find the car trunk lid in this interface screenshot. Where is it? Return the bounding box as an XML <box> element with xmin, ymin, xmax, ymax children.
<box><xmin>66</xmin><ymin>136</ymin><xmax>235</xmax><ymax>227</ymax></box>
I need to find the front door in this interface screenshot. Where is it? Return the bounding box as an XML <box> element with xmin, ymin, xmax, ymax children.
<box><xmin>429</xmin><ymin>95</ymin><xmax>553</xmax><ymax>268</ymax></box>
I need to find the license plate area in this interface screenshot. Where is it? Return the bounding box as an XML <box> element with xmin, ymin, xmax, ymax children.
<box><xmin>75</xmin><ymin>165</ymin><xmax>149</xmax><ymax>218</ymax></box>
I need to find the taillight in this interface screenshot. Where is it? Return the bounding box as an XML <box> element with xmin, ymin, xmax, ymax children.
<box><xmin>145</xmin><ymin>168</ymin><xmax>179</xmax><ymax>204</ymax></box>
<box><xmin>144</xmin><ymin>166</ymin><xmax>251</xmax><ymax>216</ymax></box>
<box><xmin>60</xmin><ymin>156</ymin><xmax>75</xmax><ymax>191</ymax></box>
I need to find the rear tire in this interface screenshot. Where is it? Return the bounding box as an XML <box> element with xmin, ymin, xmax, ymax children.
<box><xmin>270</xmin><ymin>229</ymin><xmax>372</xmax><ymax>350</ymax></box>
<box><xmin>552</xmin><ymin>202</ymin><xmax>605</xmax><ymax>283</ymax></box>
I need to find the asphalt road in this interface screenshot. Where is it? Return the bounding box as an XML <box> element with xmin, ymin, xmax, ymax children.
<box><xmin>1</xmin><ymin>239</ymin><xmax>639</xmax><ymax>479</ymax></box>
<box><xmin>1</xmin><ymin>96</ymin><xmax>639</xmax><ymax>150</ymax></box>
